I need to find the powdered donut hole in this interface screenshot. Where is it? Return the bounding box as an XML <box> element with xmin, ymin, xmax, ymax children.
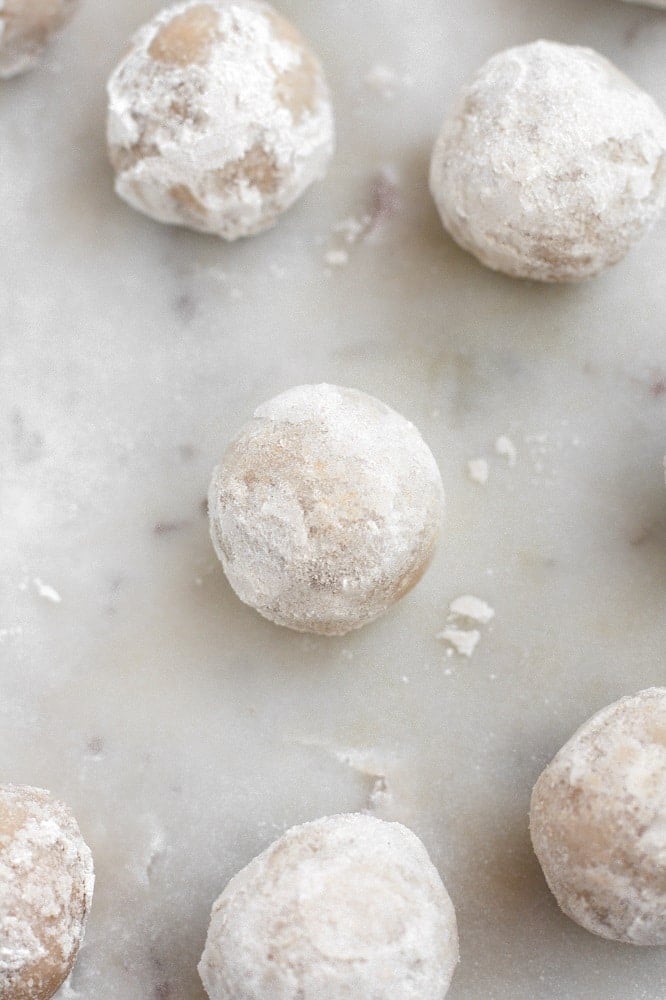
<box><xmin>0</xmin><ymin>784</ymin><xmax>94</xmax><ymax>999</ymax></box>
<box><xmin>208</xmin><ymin>384</ymin><xmax>445</xmax><ymax>635</ymax></box>
<box><xmin>429</xmin><ymin>40</ymin><xmax>666</xmax><ymax>282</ymax></box>
<box><xmin>0</xmin><ymin>0</ymin><xmax>79</xmax><ymax>79</ymax></box>
<box><xmin>106</xmin><ymin>0</ymin><xmax>335</xmax><ymax>239</ymax></box>
<box><xmin>530</xmin><ymin>688</ymin><xmax>666</xmax><ymax>944</ymax></box>
<box><xmin>199</xmin><ymin>813</ymin><xmax>459</xmax><ymax>1000</ymax></box>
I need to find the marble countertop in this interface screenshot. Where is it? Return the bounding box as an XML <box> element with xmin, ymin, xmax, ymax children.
<box><xmin>2</xmin><ymin>1</ymin><xmax>666</xmax><ymax>997</ymax></box>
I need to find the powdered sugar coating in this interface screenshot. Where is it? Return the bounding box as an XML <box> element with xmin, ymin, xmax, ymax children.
<box><xmin>198</xmin><ymin>813</ymin><xmax>459</xmax><ymax>1000</ymax></box>
<box><xmin>530</xmin><ymin>688</ymin><xmax>666</xmax><ymax>944</ymax></box>
<box><xmin>0</xmin><ymin>0</ymin><xmax>79</xmax><ymax>78</ymax></box>
<box><xmin>430</xmin><ymin>40</ymin><xmax>666</xmax><ymax>282</ymax></box>
<box><xmin>106</xmin><ymin>0</ymin><xmax>335</xmax><ymax>239</ymax></box>
<box><xmin>0</xmin><ymin>784</ymin><xmax>94</xmax><ymax>999</ymax></box>
<box><xmin>208</xmin><ymin>384</ymin><xmax>445</xmax><ymax>635</ymax></box>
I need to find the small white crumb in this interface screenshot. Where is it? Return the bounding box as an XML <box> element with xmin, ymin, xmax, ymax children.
<box><xmin>0</xmin><ymin>626</ymin><xmax>22</xmax><ymax>642</ymax></box>
<box><xmin>365</xmin><ymin>63</ymin><xmax>399</xmax><ymax>99</ymax></box>
<box><xmin>449</xmin><ymin>595</ymin><xmax>495</xmax><ymax>625</ymax></box>
<box><xmin>324</xmin><ymin>249</ymin><xmax>349</xmax><ymax>267</ymax></box>
<box><xmin>401</xmin><ymin>675</ymin><xmax>410</xmax><ymax>684</ymax></box>
<box><xmin>333</xmin><ymin>215</ymin><xmax>371</xmax><ymax>244</ymax></box>
<box><xmin>33</xmin><ymin>578</ymin><xmax>62</xmax><ymax>604</ymax></box>
<box><xmin>467</xmin><ymin>458</ymin><xmax>489</xmax><ymax>484</ymax></box>
<box><xmin>437</xmin><ymin>626</ymin><xmax>481</xmax><ymax>658</ymax></box>
<box><xmin>443</xmin><ymin>667</ymin><xmax>453</xmax><ymax>676</ymax></box>
<box><xmin>495</xmin><ymin>435</ymin><xmax>517</xmax><ymax>466</ymax></box>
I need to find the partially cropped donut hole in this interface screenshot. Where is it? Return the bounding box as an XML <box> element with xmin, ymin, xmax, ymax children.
<box><xmin>0</xmin><ymin>0</ymin><xmax>80</xmax><ymax>78</ymax></box>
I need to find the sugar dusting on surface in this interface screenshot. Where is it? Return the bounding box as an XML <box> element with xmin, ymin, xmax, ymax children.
<box><xmin>106</xmin><ymin>0</ymin><xmax>335</xmax><ymax>240</ymax></box>
<box><xmin>0</xmin><ymin>785</ymin><xmax>94</xmax><ymax>997</ymax></box>
<box><xmin>208</xmin><ymin>384</ymin><xmax>444</xmax><ymax>635</ymax></box>
<box><xmin>198</xmin><ymin>814</ymin><xmax>459</xmax><ymax>1000</ymax></box>
<box><xmin>531</xmin><ymin>689</ymin><xmax>666</xmax><ymax>945</ymax></box>
<box><xmin>430</xmin><ymin>40</ymin><xmax>666</xmax><ymax>282</ymax></box>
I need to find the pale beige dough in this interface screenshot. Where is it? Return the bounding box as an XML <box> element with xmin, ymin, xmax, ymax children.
<box><xmin>0</xmin><ymin>784</ymin><xmax>94</xmax><ymax>999</ymax></box>
<box><xmin>0</xmin><ymin>0</ymin><xmax>79</xmax><ymax>78</ymax></box>
<box><xmin>430</xmin><ymin>40</ymin><xmax>666</xmax><ymax>282</ymax></box>
<box><xmin>106</xmin><ymin>0</ymin><xmax>334</xmax><ymax>239</ymax></box>
<box><xmin>530</xmin><ymin>688</ymin><xmax>666</xmax><ymax>944</ymax></box>
<box><xmin>199</xmin><ymin>813</ymin><xmax>459</xmax><ymax>1000</ymax></box>
<box><xmin>208</xmin><ymin>384</ymin><xmax>445</xmax><ymax>635</ymax></box>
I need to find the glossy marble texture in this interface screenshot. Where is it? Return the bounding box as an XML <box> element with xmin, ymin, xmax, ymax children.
<box><xmin>1</xmin><ymin>1</ymin><xmax>666</xmax><ymax>998</ymax></box>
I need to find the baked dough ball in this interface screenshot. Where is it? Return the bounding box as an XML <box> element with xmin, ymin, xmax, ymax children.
<box><xmin>430</xmin><ymin>40</ymin><xmax>666</xmax><ymax>282</ymax></box>
<box><xmin>530</xmin><ymin>688</ymin><xmax>666</xmax><ymax>944</ymax></box>
<box><xmin>208</xmin><ymin>384</ymin><xmax>445</xmax><ymax>635</ymax></box>
<box><xmin>199</xmin><ymin>813</ymin><xmax>459</xmax><ymax>1000</ymax></box>
<box><xmin>106</xmin><ymin>0</ymin><xmax>334</xmax><ymax>239</ymax></box>
<box><xmin>0</xmin><ymin>784</ymin><xmax>94</xmax><ymax>999</ymax></box>
<box><xmin>0</xmin><ymin>0</ymin><xmax>79</xmax><ymax>79</ymax></box>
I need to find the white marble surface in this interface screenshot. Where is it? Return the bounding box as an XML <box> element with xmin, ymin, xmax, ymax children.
<box><xmin>2</xmin><ymin>1</ymin><xmax>666</xmax><ymax>997</ymax></box>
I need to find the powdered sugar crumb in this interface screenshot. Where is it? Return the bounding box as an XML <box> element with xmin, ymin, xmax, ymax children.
<box><xmin>324</xmin><ymin>248</ymin><xmax>349</xmax><ymax>267</ymax></box>
<box><xmin>495</xmin><ymin>435</ymin><xmax>517</xmax><ymax>466</ymax></box>
<box><xmin>33</xmin><ymin>578</ymin><xmax>62</xmax><ymax>604</ymax></box>
<box><xmin>449</xmin><ymin>595</ymin><xmax>495</xmax><ymax>625</ymax></box>
<box><xmin>467</xmin><ymin>458</ymin><xmax>489</xmax><ymax>484</ymax></box>
<box><xmin>437</xmin><ymin>626</ymin><xmax>481</xmax><ymax>658</ymax></box>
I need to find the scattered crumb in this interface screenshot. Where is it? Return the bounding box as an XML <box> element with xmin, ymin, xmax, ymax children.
<box><xmin>365</xmin><ymin>63</ymin><xmax>399</xmax><ymax>98</ymax></box>
<box><xmin>33</xmin><ymin>578</ymin><xmax>62</xmax><ymax>604</ymax></box>
<box><xmin>0</xmin><ymin>626</ymin><xmax>22</xmax><ymax>642</ymax></box>
<box><xmin>467</xmin><ymin>458</ymin><xmax>489</xmax><ymax>484</ymax></box>
<box><xmin>401</xmin><ymin>675</ymin><xmax>410</xmax><ymax>684</ymax></box>
<box><xmin>324</xmin><ymin>248</ymin><xmax>349</xmax><ymax>267</ymax></box>
<box><xmin>449</xmin><ymin>595</ymin><xmax>495</xmax><ymax>625</ymax></box>
<box><xmin>436</xmin><ymin>626</ymin><xmax>481</xmax><ymax>658</ymax></box>
<box><xmin>333</xmin><ymin>215</ymin><xmax>371</xmax><ymax>244</ymax></box>
<box><xmin>495</xmin><ymin>435</ymin><xmax>517</xmax><ymax>466</ymax></box>
<box><xmin>364</xmin><ymin>63</ymin><xmax>414</xmax><ymax>100</ymax></box>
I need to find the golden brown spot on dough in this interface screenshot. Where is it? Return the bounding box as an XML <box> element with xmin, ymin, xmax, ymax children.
<box><xmin>149</xmin><ymin>4</ymin><xmax>219</xmax><ymax>67</ymax></box>
<box><xmin>109</xmin><ymin>139</ymin><xmax>161</xmax><ymax>175</ymax></box>
<box><xmin>215</xmin><ymin>143</ymin><xmax>280</xmax><ymax>196</ymax></box>
<box><xmin>265</xmin><ymin>8</ymin><xmax>321</xmax><ymax>121</ymax></box>
<box><xmin>169</xmin><ymin>184</ymin><xmax>208</xmax><ymax>218</ymax></box>
<box><xmin>647</xmin><ymin>722</ymin><xmax>666</xmax><ymax>746</ymax></box>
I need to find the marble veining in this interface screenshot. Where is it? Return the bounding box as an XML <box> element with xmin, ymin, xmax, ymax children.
<box><xmin>2</xmin><ymin>1</ymin><xmax>666</xmax><ymax>998</ymax></box>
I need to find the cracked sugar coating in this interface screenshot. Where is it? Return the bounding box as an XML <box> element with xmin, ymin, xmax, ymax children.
<box><xmin>208</xmin><ymin>384</ymin><xmax>445</xmax><ymax>635</ymax></box>
<box><xmin>198</xmin><ymin>813</ymin><xmax>459</xmax><ymax>1000</ymax></box>
<box><xmin>530</xmin><ymin>688</ymin><xmax>666</xmax><ymax>945</ymax></box>
<box><xmin>0</xmin><ymin>0</ymin><xmax>79</xmax><ymax>78</ymax></box>
<box><xmin>106</xmin><ymin>0</ymin><xmax>335</xmax><ymax>239</ymax></box>
<box><xmin>0</xmin><ymin>784</ymin><xmax>94</xmax><ymax>999</ymax></box>
<box><xmin>429</xmin><ymin>40</ymin><xmax>666</xmax><ymax>282</ymax></box>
